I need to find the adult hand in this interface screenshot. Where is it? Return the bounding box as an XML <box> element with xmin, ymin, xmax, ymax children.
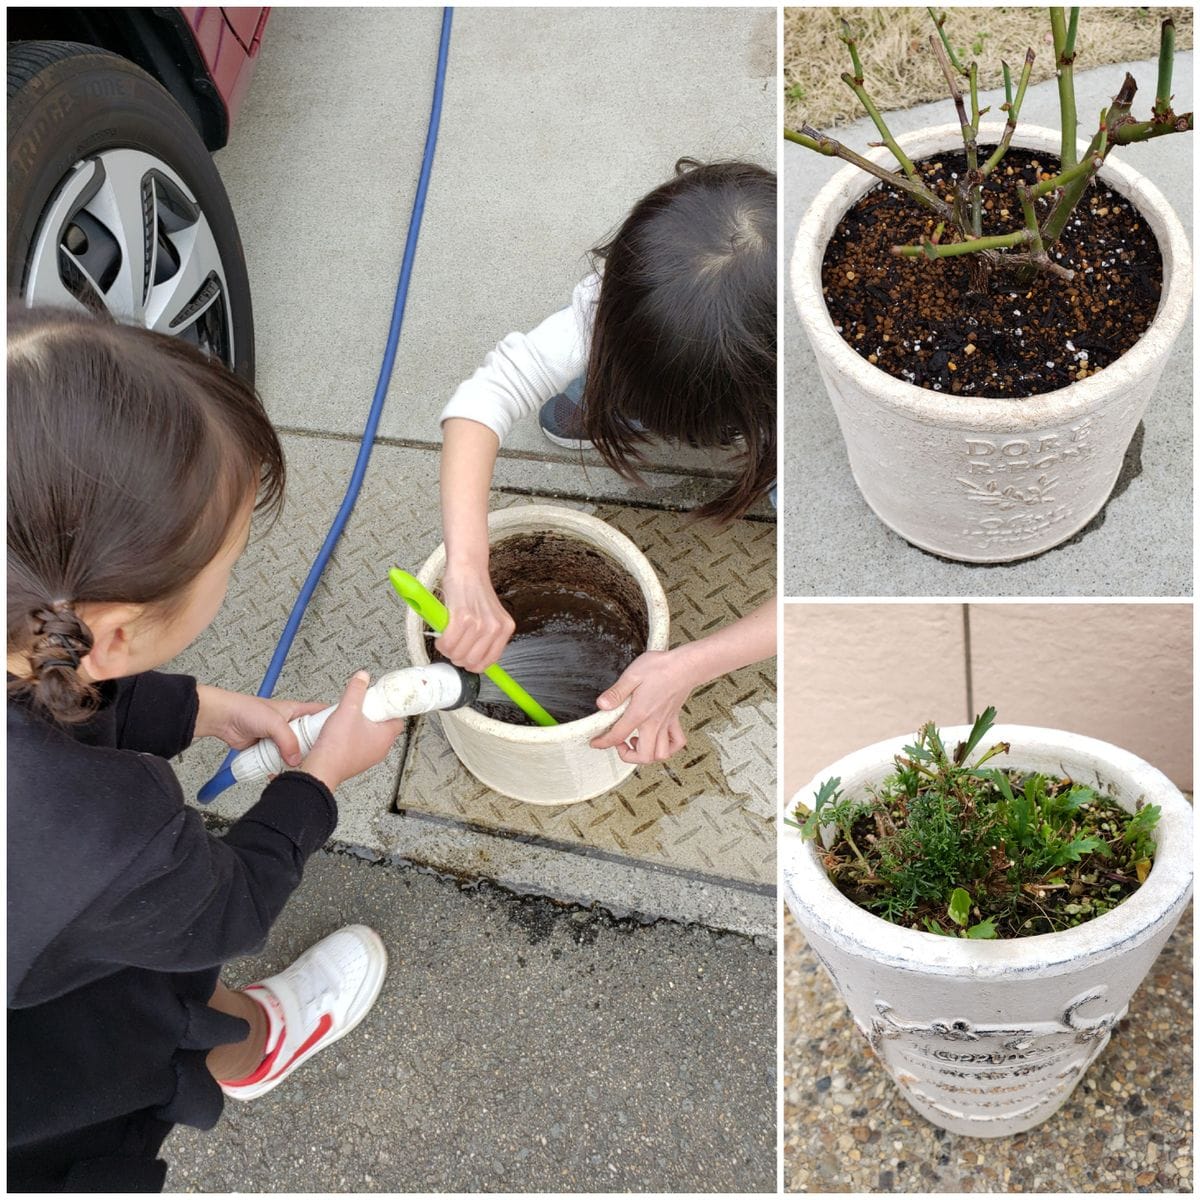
<box><xmin>195</xmin><ymin>685</ymin><xmax>327</xmax><ymax>768</ymax></box>
<box><xmin>301</xmin><ymin>671</ymin><xmax>405</xmax><ymax>792</ymax></box>
<box><xmin>588</xmin><ymin>650</ymin><xmax>694</xmax><ymax>764</ymax></box>
<box><xmin>437</xmin><ymin>560</ymin><xmax>515</xmax><ymax>673</ymax></box>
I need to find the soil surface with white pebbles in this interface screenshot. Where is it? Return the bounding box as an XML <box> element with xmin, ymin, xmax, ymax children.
<box><xmin>821</xmin><ymin>147</ymin><xmax>1164</xmax><ymax>398</ymax></box>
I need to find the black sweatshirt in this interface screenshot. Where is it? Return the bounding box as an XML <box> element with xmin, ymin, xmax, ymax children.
<box><xmin>7</xmin><ymin>671</ymin><xmax>337</xmax><ymax>1191</ymax></box>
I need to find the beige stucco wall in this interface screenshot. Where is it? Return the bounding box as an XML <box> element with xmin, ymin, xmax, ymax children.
<box><xmin>783</xmin><ymin>603</ymin><xmax>1193</xmax><ymax>799</ymax></box>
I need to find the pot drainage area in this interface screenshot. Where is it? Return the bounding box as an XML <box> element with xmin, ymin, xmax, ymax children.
<box><xmin>169</xmin><ymin>437</ymin><xmax>777</xmax><ymax>937</ymax></box>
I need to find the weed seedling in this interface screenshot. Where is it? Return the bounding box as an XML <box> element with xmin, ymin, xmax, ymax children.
<box><xmin>787</xmin><ymin>707</ymin><xmax>1160</xmax><ymax>938</ymax></box>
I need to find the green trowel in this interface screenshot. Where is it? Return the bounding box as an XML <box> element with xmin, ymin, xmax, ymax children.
<box><xmin>388</xmin><ymin>568</ymin><xmax>558</xmax><ymax>727</ymax></box>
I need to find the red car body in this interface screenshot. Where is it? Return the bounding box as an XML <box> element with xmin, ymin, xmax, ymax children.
<box><xmin>180</xmin><ymin>7</ymin><xmax>270</xmax><ymax>131</ymax></box>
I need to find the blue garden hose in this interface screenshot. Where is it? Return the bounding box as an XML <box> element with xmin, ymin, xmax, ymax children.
<box><xmin>199</xmin><ymin>6</ymin><xmax>453</xmax><ymax>802</ymax></box>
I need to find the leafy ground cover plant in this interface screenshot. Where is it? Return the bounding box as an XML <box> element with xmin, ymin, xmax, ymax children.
<box><xmin>786</xmin><ymin>7</ymin><xmax>1192</xmax><ymax>291</ymax></box>
<box><xmin>786</xmin><ymin>707</ymin><xmax>1161</xmax><ymax>938</ymax></box>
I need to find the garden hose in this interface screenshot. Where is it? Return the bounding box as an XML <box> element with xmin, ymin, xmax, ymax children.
<box><xmin>199</xmin><ymin>7</ymin><xmax>454</xmax><ymax>802</ymax></box>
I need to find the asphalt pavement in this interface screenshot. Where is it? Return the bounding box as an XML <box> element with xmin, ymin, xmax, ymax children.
<box><xmin>163</xmin><ymin>850</ymin><xmax>777</xmax><ymax>1193</ymax></box>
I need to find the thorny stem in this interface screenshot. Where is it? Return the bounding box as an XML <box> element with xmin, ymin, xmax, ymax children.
<box><xmin>839</xmin><ymin>18</ymin><xmax>865</xmax><ymax>85</ymax></box>
<box><xmin>840</xmin><ymin>72</ymin><xmax>919</xmax><ymax>179</ymax></box>
<box><xmin>1154</xmin><ymin>18</ymin><xmax>1176</xmax><ymax>121</ymax></box>
<box><xmin>892</xmin><ymin>228</ymin><xmax>1034</xmax><ymax>259</ymax></box>
<box><xmin>1030</xmin><ymin>152</ymin><xmax>1104</xmax><ymax>200</ymax></box>
<box><xmin>982</xmin><ymin>49</ymin><xmax>1035</xmax><ymax>176</ymax></box>
<box><xmin>1114</xmin><ymin>111</ymin><xmax>1194</xmax><ymax>143</ymax></box>
<box><xmin>1041</xmin><ymin>74</ymin><xmax>1134</xmax><ymax>247</ymax></box>
<box><xmin>927</xmin><ymin>7</ymin><xmax>966</xmax><ymax>76</ymax></box>
<box><xmin>784</xmin><ymin>125</ymin><xmax>951</xmax><ymax>218</ymax></box>
<box><xmin>1018</xmin><ymin>184</ymin><xmax>1044</xmax><ymax>256</ymax></box>
<box><xmin>1051</xmin><ymin>8</ymin><xmax>1080</xmax><ymax>170</ymax></box>
<box><xmin>839</xmin><ymin>17</ymin><xmax>920</xmax><ymax>179</ymax></box>
<box><xmin>930</xmin><ymin>34</ymin><xmax>981</xmax><ymax>236</ymax></box>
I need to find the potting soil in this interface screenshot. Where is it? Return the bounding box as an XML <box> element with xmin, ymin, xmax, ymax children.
<box><xmin>467</xmin><ymin>533</ymin><xmax>648</xmax><ymax>725</ymax></box>
<box><xmin>821</xmin><ymin>146</ymin><xmax>1164</xmax><ymax>398</ymax></box>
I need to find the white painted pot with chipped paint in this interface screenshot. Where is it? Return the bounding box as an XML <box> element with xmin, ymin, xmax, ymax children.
<box><xmin>404</xmin><ymin>504</ymin><xmax>669</xmax><ymax>806</ymax></box>
<box><xmin>781</xmin><ymin>725</ymin><xmax>1193</xmax><ymax>1138</ymax></box>
<box><xmin>791</xmin><ymin>123</ymin><xmax>1193</xmax><ymax>563</ymax></box>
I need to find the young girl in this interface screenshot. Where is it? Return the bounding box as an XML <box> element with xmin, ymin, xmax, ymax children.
<box><xmin>7</xmin><ymin>307</ymin><xmax>404</xmax><ymax>1191</ymax></box>
<box><xmin>437</xmin><ymin>160</ymin><xmax>777</xmax><ymax>763</ymax></box>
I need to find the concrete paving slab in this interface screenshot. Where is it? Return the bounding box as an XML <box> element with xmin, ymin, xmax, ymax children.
<box><xmin>783</xmin><ymin>54</ymin><xmax>1194</xmax><ymax>596</ymax></box>
<box><xmin>216</xmin><ymin>6</ymin><xmax>776</xmax><ymax>484</ymax></box>
<box><xmin>163</xmin><ymin>851</ymin><xmax>777</xmax><ymax>1193</ymax></box>
<box><xmin>166</xmin><ymin>435</ymin><xmax>776</xmax><ymax>938</ymax></box>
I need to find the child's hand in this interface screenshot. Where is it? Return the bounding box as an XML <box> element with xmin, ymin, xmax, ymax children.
<box><xmin>195</xmin><ymin>685</ymin><xmax>328</xmax><ymax>768</ymax></box>
<box><xmin>588</xmin><ymin>650</ymin><xmax>693</xmax><ymax>764</ymax></box>
<box><xmin>437</xmin><ymin>560</ymin><xmax>515</xmax><ymax>673</ymax></box>
<box><xmin>300</xmin><ymin>671</ymin><xmax>405</xmax><ymax>792</ymax></box>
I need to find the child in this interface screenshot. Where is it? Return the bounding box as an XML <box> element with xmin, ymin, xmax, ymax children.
<box><xmin>7</xmin><ymin>306</ymin><xmax>404</xmax><ymax>1191</ymax></box>
<box><xmin>437</xmin><ymin>159</ymin><xmax>777</xmax><ymax>762</ymax></box>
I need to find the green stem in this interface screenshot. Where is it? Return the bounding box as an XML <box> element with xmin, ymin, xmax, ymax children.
<box><xmin>927</xmin><ymin>7</ymin><xmax>966</xmax><ymax>75</ymax></box>
<box><xmin>1154</xmin><ymin>18</ymin><xmax>1177</xmax><ymax>120</ymax></box>
<box><xmin>1018</xmin><ymin>184</ymin><xmax>1045</xmax><ymax>257</ymax></box>
<box><xmin>839</xmin><ymin>18</ymin><xmax>865</xmax><ymax>85</ymax></box>
<box><xmin>1002</xmin><ymin>60</ymin><xmax>1013</xmax><ymax>108</ymax></box>
<box><xmin>1065</xmin><ymin>7</ymin><xmax>1080</xmax><ymax>58</ymax></box>
<box><xmin>892</xmin><ymin>229</ymin><xmax>1034</xmax><ymax>259</ymax></box>
<box><xmin>785</xmin><ymin>125</ymin><xmax>951</xmax><ymax>218</ymax></box>
<box><xmin>1031</xmin><ymin>152</ymin><xmax>1102</xmax><ymax>200</ymax></box>
<box><xmin>1050</xmin><ymin>8</ymin><xmax>1078</xmax><ymax>170</ymax></box>
<box><xmin>839</xmin><ymin>72</ymin><xmax>919</xmax><ymax>178</ymax></box>
<box><xmin>1041</xmin><ymin>75</ymin><xmax>1135</xmax><ymax>248</ymax></box>
<box><xmin>842</xmin><ymin>825</ymin><xmax>870</xmax><ymax>868</ymax></box>
<box><xmin>981</xmin><ymin>48</ymin><xmax>1035</xmax><ymax>176</ymax></box>
<box><xmin>1114</xmin><ymin>111</ymin><xmax>1193</xmax><ymax>144</ymax></box>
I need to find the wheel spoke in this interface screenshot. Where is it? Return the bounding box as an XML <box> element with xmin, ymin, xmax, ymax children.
<box><xmin>24</xmin><ymin>158</ymin><xmax>103</xmax><ymax>314</ymax></box>
<box><xmin>87</xmin><ymin>151</ymin><xmax>152</xmax><ymax>322</ymax></box>
<box><xmin>145</xmin><ymin>215</ymin><xmax>227</xmax><ymax>337</ymax></box>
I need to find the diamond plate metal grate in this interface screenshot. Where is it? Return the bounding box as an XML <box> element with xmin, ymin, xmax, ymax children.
<box><xmin>167</xmin><ymin>435</ymin><xmax>775</xmax><ymax>893</ymax></box>
<box><xmin>395</xmin><ymin>506</ymin><xmax>777</xmax><ymax>887</ymax></box>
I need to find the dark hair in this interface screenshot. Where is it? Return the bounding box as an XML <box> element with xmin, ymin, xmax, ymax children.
<box><xmin>7</xmin><ymin>305</ymin><xmax>285</xmax><ymax>723</ymax></box>
<box><xmin>582</xmin><ymin>158</ymin><xmax>776</xmax><ymax>523</ymax></box>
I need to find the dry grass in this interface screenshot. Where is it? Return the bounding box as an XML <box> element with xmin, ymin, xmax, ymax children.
<box><xmin>785</xmin><ymin>6</ymin><xmax>1193</xmax><ymax>129</ymax></box>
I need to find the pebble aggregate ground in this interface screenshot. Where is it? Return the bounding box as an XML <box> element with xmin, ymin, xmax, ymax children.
<box><xmin>783</xmin><ymin>906</ymin><xmax>1193</xmax><ymax>1193</ymax></box>
<box><xmin>164</xmin><ymin>852</ymin><xmax>776</xmax><ymax>1193</ymax></box>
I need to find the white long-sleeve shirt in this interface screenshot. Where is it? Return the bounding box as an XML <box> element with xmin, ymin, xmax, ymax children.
<box><xmin>438</xmin><ymin>274</ymin><xmax>599</xmax><ymax>444</ymax></box>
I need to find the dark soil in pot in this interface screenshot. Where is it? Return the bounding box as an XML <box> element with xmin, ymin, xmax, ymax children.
<box><xmin>821</xmin><ymin>146</ymin><xmax>1164</xmax><ymax>398</ymax></box>
<box><xmin>435</xmin><ymin>532</ymin><xmax>648</xmax><ymax>726</ymax></box>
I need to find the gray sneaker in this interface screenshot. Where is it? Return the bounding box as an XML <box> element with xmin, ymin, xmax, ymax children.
<box><xmin>538</xmin><ymin>393</ymin><xmax>592</xmax><ymax>450</ymax></box>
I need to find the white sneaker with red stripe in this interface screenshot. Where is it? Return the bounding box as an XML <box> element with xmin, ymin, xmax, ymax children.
<box><xmin>219</xmin><ymin>924</ymin><xmax>387</xmax><ymax>1101</ymax></box>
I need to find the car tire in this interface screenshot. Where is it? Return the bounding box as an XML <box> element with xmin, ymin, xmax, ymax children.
<box><xmin>7</xmin><ymin>40</ymin><xmax>254</xmax><ymax>380</ymax></box>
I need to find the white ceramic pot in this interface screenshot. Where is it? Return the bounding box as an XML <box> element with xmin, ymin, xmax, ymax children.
<box><xmin>781</xmin><ymin>725</ymin><xmax>1193</xmax><ymax>1138</ymax></box>
<box><xmin>791</xmin><ymin>123</ymin><xmax>1193</xmax><ymax>563</ymax></box>
<box><xmin>404</xmin><ymin>504</ymin><xmax>670</xmax><ymax>806</ymax></box>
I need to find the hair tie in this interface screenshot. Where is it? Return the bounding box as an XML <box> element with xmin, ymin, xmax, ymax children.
<box><xmin>41</xmin><ymin>633</ymin><xmax>82</xmax><ymax>670</ymax></box>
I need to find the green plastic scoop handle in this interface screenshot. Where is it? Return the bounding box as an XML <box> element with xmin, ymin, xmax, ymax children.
<box><xmin>388</xmin><ymin>568</ymin><xmax>558</xmax><ymax>727</ymax></box>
